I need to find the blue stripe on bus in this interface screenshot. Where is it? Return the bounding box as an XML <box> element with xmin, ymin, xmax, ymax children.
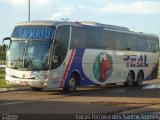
<box><xmin>145</xmin><ymin>62</ymin><xmax>158</xmax><ymax>80</ymax></box>
<box><xmin>63</xmin><ymin>48</ymin><xmax>96</xmax><ymax>87</ymax></box>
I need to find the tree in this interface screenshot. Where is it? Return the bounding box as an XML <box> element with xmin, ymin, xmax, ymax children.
<box><xmin>0</xmin><ymin>45</ymin><xmax>6</xmax><ymax>61</ymax></box>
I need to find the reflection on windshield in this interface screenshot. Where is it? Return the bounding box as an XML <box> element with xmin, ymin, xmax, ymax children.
<box><xmin>6</xmin><ymin>41</ymin><xmax>25</xmax><ymax>69</ymax></box>
<box><xmin>6</xmin><ymin>40</ymin><xmax>50</xmax><ymax>70</ymax></box>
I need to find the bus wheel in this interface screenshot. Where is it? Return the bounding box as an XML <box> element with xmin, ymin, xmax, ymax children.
<box><xmin>135</xmin><ymin>71</ymin><xmax>143</xmax><ymax>86</ymax></box>
<box><xmin>124</xmin><ymin>71</ymin><xmax>134</xmax><ymax>86</ymax></box>
<box><xmin>63</xmin><ymin>75</ymin><xmax>76</xmax><ymax>92</ymax></box>
<box><xmin>31</xmin><ymin>87</ymin><xmax>43</xmax><ymax>91</ymax></box>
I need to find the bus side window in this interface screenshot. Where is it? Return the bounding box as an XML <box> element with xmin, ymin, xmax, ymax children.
<box><xmin>147</xmin><ymin>37</ymin><xmax>154</xmax><ymax>52</ymax></box>
<box><xmin>102</xmin><ymin>30</ymin><xmax>115</xmax><ymax>50</ymax></box>
<box><xmin>70</xmin><ymin>27</ymin><xmax>86</xmax><ymax>49</ymax></box>
<box><xmin>51</xmin><ymin>25</ymin><xmax>70</xmax><ymax>69</ymax></box>
<box><xmin>86</xmin><ymin>28</ymin><xmax>101</xmax><ymax>49</ymax></box>
<box><xmin>138</xmin><ymin>36</ymin><xmax>148</xmax><ymax>52</ymax></box>
<box><xmin>127</xmin><ymin>34</ymin><xmax>137</xmax><ymax>51</ymax></box>
<box><xmin>152</xmin><ymin>38</ymin><xmax>159</xmax><ymax>52</ymax></box>
<box><xmin>115</xmin><ymin>32</ymin><xmax>127</xmax><ymax>50</ymax></box>
<box><xmin>55</xmin><ymin>26</ymin><xmax>70</xmax><ymax>58</ymax></box>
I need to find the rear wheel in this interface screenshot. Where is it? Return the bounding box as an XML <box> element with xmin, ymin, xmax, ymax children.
<box><xmin>31</xmin><ymin>87</ymin><xmax>43</xmax><ymax>91</ymax></box>
<box><xmin>63</xmin><ymin>75</ymin><xmax>76</xmax><ymax>92</ymax></box>
<box><xmin>135</xmin><ymin>71</ymin><xmax>143</xmax><ymax>86</ymax></box>
<box><xmin>124</xmin><ymin>71</ymin><xmax>134</xmax><ymax>86</ymax></box>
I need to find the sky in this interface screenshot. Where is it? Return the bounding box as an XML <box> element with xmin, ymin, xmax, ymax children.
<box><xmin>0</xmin><ymin>0</ymin><xmax>160</xmax><ymax>44</ymax></box>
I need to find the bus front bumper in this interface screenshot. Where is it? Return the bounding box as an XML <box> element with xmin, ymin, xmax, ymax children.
<box><xmin>6</xmin><ymin>76</ymin><xmax>48</xmax><ymax>88</ymax></box>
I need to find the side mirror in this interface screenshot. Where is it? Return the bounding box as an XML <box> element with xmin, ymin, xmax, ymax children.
<box><xmin>2</xmin><ymin>37</ymin><xmax>12</xmax><ymax>50</ymax></box>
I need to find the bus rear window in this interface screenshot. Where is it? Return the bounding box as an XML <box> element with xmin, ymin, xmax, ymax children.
<box><xmin>12</xmin><ymin>26</ymin><xmax>54</xmax><ymax>40</ymax></box>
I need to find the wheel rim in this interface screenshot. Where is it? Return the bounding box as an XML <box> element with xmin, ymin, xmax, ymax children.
<box><xmin>138</xmin><ymin>73</ymin><xmax>143</xmax><ymax>85</ymax></box>
<box><xmin>69</xmin><ymin>78</ymin><xmax>76</xmax><ymax>89</ymax></box>
<box><xmin>128</xmin><ymin>73</ymin><xmax>134</xmax><ymax>86</ymax></box>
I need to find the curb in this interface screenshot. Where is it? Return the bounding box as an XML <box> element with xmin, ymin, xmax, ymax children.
<box><xmin>0</xmin><ymin>87</ymin><xmax>30</xmax><ymax>92</ymax></box>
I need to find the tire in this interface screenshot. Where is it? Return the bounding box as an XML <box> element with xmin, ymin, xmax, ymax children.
<box><xmin>135</xmin><ymin>71</ymin><xmax>143</xmax><ymax>86</ymax></box>
<box><xmin>124</xmin><ymin>71</ymin><xmax>134</xmax><ymax>87</ymax></box>
<box><xmin>63</xmin><ymin>75</ymin><xmax>76</xmax><ymax>92</ymax></box>
<box><xmin>31</xmin><ymin>87</ymin><xmax>43</xmax><ymax>91</ymax></box>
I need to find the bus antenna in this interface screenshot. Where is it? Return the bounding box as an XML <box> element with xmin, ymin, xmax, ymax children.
<box><xmin>28</xmin><ymin>0</ymin><xmax>30</xmax><ymax>21</ymax></box>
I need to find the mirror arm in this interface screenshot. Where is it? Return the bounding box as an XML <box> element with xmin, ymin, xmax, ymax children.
<box><xmin>2</xmin><ymin>37</ymin><xmax>12</xmax><ymax>48</ymax></box>
<box><xmin>2</xmin><ymin>37</ymin><xmax>11</xmax><ymax>43</ymax></box>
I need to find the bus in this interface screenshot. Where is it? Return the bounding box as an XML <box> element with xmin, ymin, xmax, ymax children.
<box><xmin>3</xmin><ymin>21</ymin><xmax>159</xmax><ymax>92</ymax></box>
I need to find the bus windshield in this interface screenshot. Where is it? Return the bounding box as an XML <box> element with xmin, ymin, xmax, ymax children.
<box><xmin>6</xmin><ymin>40</ymin><xmax>51</xmax><ymax>70</ymax></box>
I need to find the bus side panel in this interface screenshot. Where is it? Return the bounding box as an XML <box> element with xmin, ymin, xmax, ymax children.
<box><xmin>61</xmin><ymin>48</ymin><xmax>96</xmax><ymax>88</ymax></box>
<box><xmin>55</xmin><ymin>49</ymin><xmax>159</xmax><ymax>88</ymax></box>
<box><xmin>82</xmin><ymin>50</ymin><xmax>159</xmax><ymax>85</ymax></box>
<box><xmin>82</xmin><ymin>50</ymin><xmax>126</xmax><ymax>85</ymax></box>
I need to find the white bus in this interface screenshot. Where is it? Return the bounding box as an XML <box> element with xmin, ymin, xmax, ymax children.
<box><xmin>3</xmin><ymin>21</ymin><xmax>159</xmax><ymax>92</ymax></box>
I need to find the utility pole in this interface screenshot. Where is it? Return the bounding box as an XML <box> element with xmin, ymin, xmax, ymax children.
<box><xmin>28</xmin><ymin>0</ymin><xmax>30</xmax><ymax>21</ymax></box>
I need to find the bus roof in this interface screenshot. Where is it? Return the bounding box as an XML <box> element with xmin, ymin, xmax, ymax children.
<box><xmin>16</xmin><ymin>20</ymin><xmax>79</xmax><ymax>27</ymax></box>
<box><xmin>16</xmin><ymin>20</ymin><xmax>158</xmax><ymax>38</ymax></box>
<box><xmin>16</xmin><ymin>20</ymin><xmax>129</xmax><ymax>30</ymax></box>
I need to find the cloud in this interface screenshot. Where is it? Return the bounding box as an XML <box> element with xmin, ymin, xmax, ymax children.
<box><xmin>5</xmin><ymin>0</ymin><xmax>52</xmax><ymax>6</ymax></box>
<box><xmin>34</xmin><ymin>0</ymin><xmax>52</xmax><ymax>6</ymax></box>
<box><xmin>98</xmin><ymin>1</ymin><xmax>160</xmax><ymax>14</ymax></box>
<box><xmin>5</xmin><ymin>0</ymin><xmax>26</xmax><ymax>5</ymax></box>
<box><xmin>49</xmin><ymin>7</ymin><xmax>74</xmax><ymax>20</ymax></box>
<box><xmin>49</xmin><ymin>12</ymin><xmax>66</xmax><ymax>20</ymax></box>
<box><xmin>77</xmin><ymin>5</ymin><xmax>87</xmax><ymax>9</ymax></box>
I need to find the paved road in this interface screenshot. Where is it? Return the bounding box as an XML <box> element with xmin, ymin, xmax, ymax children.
<box><xmin>0</xmin><ymin>80</ymin><xmax>160</xmax><ymax>119</ymax></box>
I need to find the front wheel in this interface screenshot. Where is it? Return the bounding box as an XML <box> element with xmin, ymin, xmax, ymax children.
<box><xmin>63</xmin><ymin>75</ymin><xmax>76</xmax><ymax>92</ymax></box>
<box><xmin>124</xmin><ymin>72</ymin><xmax>134</xmax><ymax>87</ymax></box>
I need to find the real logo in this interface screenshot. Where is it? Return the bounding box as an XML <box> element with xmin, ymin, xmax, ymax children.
<box><xmin>123</xmin><ymin>55</ymin><xmax>148</xmax><ymax>67</ymax></box>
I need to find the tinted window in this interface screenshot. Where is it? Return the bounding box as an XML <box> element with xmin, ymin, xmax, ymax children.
<box><xmin>146</xmin><ymin>37</ymin><xmax>159</xmax><ymax>52</ymax></box>
<box><xmin>127</xmin><ymin>34</ymin><xmax>137</xmax><ymax>50</ymax></box>
<box><xmin>147</xmin><ymin>37</ymin><xmax>153</xmax><ymax>52</ymax></box>
<box><xmin>138</xmin><ymin>36</ymin><xmax>148</xmax><ymax>51</ymax></box>
<box><xmin>55</xmin><ymin>25</ymin><xmax>70</xmax><ymax>58</ymax></box>
<box><xmin>115</xmin><ymin>32</ymin><xmax>127</xmax><ymax>50</ymax></box>
<box><xmin>86</xmin><ymin>28</ymin><xmax>101</xmax><ymax>48</ymax></box>
<box><xmin>152</xmin><ymin>38</ymin><xmax>159</xmax><ymax>52</ymax></box>
<box><xmin>70</xmin><ymin>26</ymin><xmax>86</xmax><ymax>49</ymax></box>
<box><xmin>102</xmin><ymin>30</ymin><xmax>115</xmax><ymax>49</ymax></box>
<box><xmin>51</xmin><ymin>25</ymin><xmax>70</xmax><ymax>69</ymax></box>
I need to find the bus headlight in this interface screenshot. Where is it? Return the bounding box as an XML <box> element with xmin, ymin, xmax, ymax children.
<box><xmin>38</xmin><ymin>75</ymin><xmax>48</xmax><ymax>80</ymax></box>
<box><xmin>42</xmin><ymin>82</ymin><xmax>48</xmax><ymax>87</ymax></box>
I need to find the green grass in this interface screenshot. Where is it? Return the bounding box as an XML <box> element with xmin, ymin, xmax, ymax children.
<box><xmin>0</xmin><ymin>69</ymin><xmax>15</xmax><ymax>88</ymax></box>
<box><xmin>0</xmin><ymin>60</ymin><xmax>5</xmax><ymax>65</ymax></box>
